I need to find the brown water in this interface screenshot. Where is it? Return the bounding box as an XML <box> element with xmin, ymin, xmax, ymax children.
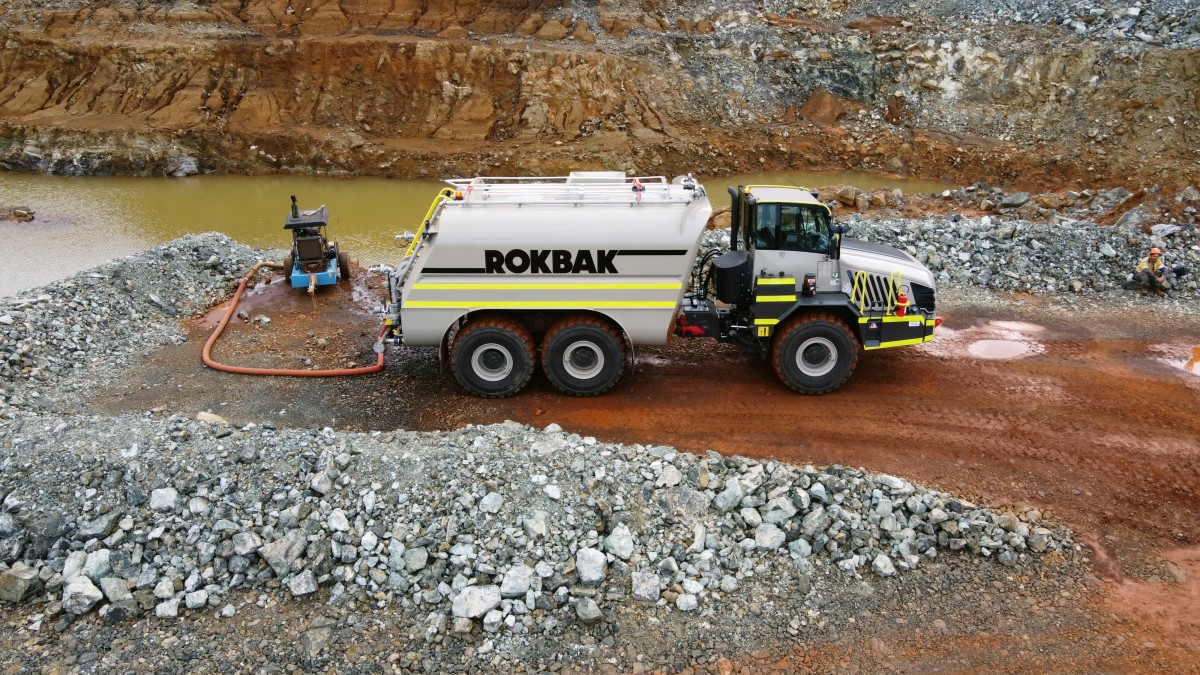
<box><xmin>0</xmin><ymin>170</ymin><xmax>955</xmax><ymax>297</ymax></box>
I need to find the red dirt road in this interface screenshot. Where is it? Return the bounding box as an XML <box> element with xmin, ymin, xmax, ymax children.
<box><xmin>90</xmin><ymin>276</ymin><xmax>1200</xmax><ymax>666</ymax></box>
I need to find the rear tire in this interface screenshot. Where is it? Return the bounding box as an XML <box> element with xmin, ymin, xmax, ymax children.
<box><xmin>541</xmin><ymin>315</ymin><xmax>625</xmax><ymax>396</ymax></box>
<box><xmin>452</xmin><ymin>316</ymin><xmax>535</xmax><ymax>398</ymax></box>
<box><xmin>771</xmin><ymin>312</ymin><xmax>859</xmax><ymax>394</ymax></box>
<box><xmin>337</xmin><ymin>250</ymin><xmax>351</xmax><ymax>282</ymax></box>
<box><xmin>282</xmin><ymin>254</ymin><xmax>294</xmax><ymax>280</ymax></box>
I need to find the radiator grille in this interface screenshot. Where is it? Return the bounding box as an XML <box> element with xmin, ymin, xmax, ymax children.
<box><xmin>849</xmin><ymin>270</ymin><xmax>898</xmax><ymax>311</ymax></box>
<box><xmin>848</xmin><ymin>271</ymin><xmax>936</xmax><ymax>313</ymax></box>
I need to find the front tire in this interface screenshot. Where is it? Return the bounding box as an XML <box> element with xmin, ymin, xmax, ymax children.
<box><xmin>452</xmin><ymin>316</ymin><xmax>535</xmax><ymax>398</ymax></box>
<box><xmin>772</xmin><ymin>313</ymin><xmax>859</xmax><ymax>394</ymax></box>
<box><xmin>541</xmin><ymin>315</ymin><xmax>625</xmax><ymax>396</ymax></box>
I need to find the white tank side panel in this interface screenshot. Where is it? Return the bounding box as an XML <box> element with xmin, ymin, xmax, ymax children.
<box><xmin>397</xmin><ymin>196</ymin><xmax>711</xmax><ymax>346</ymax></box>
<box><xmin>414</xmin><ymin>200</ymin><xmax>706</xmax><ymax>275</ymax></box>
<box><xmin>400</xmin><ymin>309</ymin><xmax>464</xmax><ymax>345</ymax></box>
<box><xmin>607</xmin><ymin>309</ymin><xmax>676</xmax><ymax>345</ymax></box>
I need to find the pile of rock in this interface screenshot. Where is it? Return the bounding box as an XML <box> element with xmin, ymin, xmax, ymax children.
<box><xmin>842</xmin><ymin>212</ymin><xmax>1198</xmax><ymax>295</ymax></box>
<box><xmin>931</xmin><ymin>183</ymin><xmax>1199</xmax><ymax>226</ymax></box>
<box><xmin>0</xmin><ymin>415</ymin><xmax>1072</xmax><ymax>641</ymax></box>
<box><xmin>0</xmin><ymin>233</ymin><xmax>263</xmax><ymax>417</ymax></box>
<box><xmin>896</xmin><ymin>0</ymin><xmax>1200</xmax><ymax>46</ymax></box>
<box><xmin>691</xmin><ymin>0</ymin><xmax>1200</xmax><ymax>46</ymax></box>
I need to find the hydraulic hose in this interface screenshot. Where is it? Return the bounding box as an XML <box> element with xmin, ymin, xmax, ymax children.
<box><xmin>202</xmin><ymin>261</ymin><xmax>387</xmax><ymax>377</ymax></box>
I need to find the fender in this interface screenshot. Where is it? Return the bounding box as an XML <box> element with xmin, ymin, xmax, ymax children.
<box><xmin>766</xmin><ymin>298</ymin><xmax>863</xmax><ymax>348</ymax></box>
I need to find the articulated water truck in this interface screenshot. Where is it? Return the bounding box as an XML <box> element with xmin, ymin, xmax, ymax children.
<box><xmin>381</xmin><ymin>172</ymin><xmax>939</xmax><ymax>397</ymax></box>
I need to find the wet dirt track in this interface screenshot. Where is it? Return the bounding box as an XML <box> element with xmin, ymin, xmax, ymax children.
<box><xmin>86</xmin><ymin>275</ymin><xmax>1200</xmax><ymax>665</ymax></box>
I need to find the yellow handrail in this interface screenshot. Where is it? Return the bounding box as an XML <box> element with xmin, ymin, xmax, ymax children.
<box><xmin>404</xmin><ymin>188</ymin><xmax>456</xmax><ymax>259</ymax></box>
<box><xmin>850</xmin><ymin>270</ymin><xmax>868</xmax><ymax>313</ymax></box>
<box><xmin>887</xmin><ymin>271</ymin><xmax>903</xmax><ymax>315</ymax></box>
<box><xmin>849</xmin><ymin>269</ymin><xmax>905</xmax><ymax>315</ymax></box>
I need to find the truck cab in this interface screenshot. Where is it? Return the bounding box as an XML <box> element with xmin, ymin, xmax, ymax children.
<box><xmin>741</xmin><ymin>186</ymin><xmax>838</xmax><ymax>288</ymax></box>
<box><xmin>678</xmin><ymin>184</ymin><xmax>940</xmax><ymax>394</ymax></box>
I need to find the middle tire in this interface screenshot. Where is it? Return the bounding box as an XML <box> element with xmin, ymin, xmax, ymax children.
<box><xmin>452</xmin><ymin>316</ymin><xmax>536</xmax><ymax>398</ymax></box>
<box><xmin>541</xmin><ymin>315</ymin><xmax>625</xmax><ymax>396</ymax></box>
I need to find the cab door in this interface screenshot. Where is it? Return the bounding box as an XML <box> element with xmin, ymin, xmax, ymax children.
<box><xmin>752</xmin><ymin>203</ymin><xmax>840</xmax><ymax>291</ymax></box>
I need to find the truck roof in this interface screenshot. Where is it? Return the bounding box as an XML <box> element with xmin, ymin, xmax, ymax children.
<box><xmin>742</xmin><ymin>185</ymin><xmax>824</xmax><ymax>206</ymax></box>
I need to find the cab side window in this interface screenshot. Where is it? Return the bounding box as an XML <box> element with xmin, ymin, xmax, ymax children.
<box><xmin>754</xmin><ymin>204</ymin><xmax>778</xmax><ymax>249</ymax></box>
<box><xmin>778</xmin><ymin>206</ymin><xmax>800</xmax><ymax>249</ymax></box>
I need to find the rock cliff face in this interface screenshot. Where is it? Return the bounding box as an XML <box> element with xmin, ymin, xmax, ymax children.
<box><xmin>0</xmin><ymin>0</ymin><xmax>1197</xmax><ymax>188</ymax></box>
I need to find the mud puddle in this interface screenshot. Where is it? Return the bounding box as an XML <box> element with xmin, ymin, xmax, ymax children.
<box><xmin>922</xmin><ymin>319</ymin><xmax>1047</xmax><ymax>360</ymax></box>
<box><xmin>967</xmin><ymin>339</ymin><xmax>1036</xmax><ymax>359</ymax></box>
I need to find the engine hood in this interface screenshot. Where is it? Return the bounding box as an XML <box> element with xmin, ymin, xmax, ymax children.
<box><xmin>839</xmin><ymin>237</ymin><xmax>936</xmax><ymax>289</ymax></box>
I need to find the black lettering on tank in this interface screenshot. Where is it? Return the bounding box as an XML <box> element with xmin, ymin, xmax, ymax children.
<box><xmin>484</xmin><ymin>249</ymin><xmax>622</xmax><ymax>273</ymax></box>
<box><xmin>484</xmin><ymin>250</ymin><xmax>505</xmax><ymax>273</ymax></box>
<box><xmin>552</xmin><ymin>250</ymin><xmax>572</xmax><ymax>273</ymax></box>
<box><xmin>597</xmin><ymin>249</ymin><xmax>618</xmax><ymax>274</ymax></box>
<box><xmin>505</xmin><ymin>249</ymin><xmax>530</xmax><ymax>273</ymax></box>
<box><xmin>573</xmin><ymin>250</ymin><xmax>597</xmax><ymax>274</ymax></box>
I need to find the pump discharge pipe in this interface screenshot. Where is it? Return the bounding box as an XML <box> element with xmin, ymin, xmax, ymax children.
<box><xmin>202</xmin><ymin>261</ymin><xmax>386</xmax><ymax>377</ymax></box>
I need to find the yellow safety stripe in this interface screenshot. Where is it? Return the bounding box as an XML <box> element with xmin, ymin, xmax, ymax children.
<box><xmin>859</xmin><ymin>316</ymin><xmax>937</xmax><ymax>325</ymax></box>
<box><xmin>753</xmin><ymin>318</ymin><xmax>780</xmax><ymax>326</ymax></box>
<box><xmin>755</xmin><ymin>278</ymin><xmax>796</xmax><ymax>286</ymax></box>
<box><xmin>412</xmin><ymin>282</ymin><xmax>682</xmax><ymax>291</ymax></box>
<box><xmin>864</xmin><ymin>335</ymin><xmax>935</xmax><ymax>350</ymax></box>
<box><xmin>756</xmin><ymin>294</ymin><xmax>796</xmax><ymax>302</ymax></box>
<box><xmin>405</xmin><ymin>300</ymin><xmax>677</xmax><ymax>309</ymax></box>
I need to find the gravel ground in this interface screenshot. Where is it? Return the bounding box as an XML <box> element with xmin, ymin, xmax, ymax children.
<box><xmin>0</xmin><ymin>199</ymin><xmax>1194</xmax><ymax>669</ymax></box>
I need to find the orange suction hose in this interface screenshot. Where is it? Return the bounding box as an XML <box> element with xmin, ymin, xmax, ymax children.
<box><xmin>202</xmin><ymin>261</ymin><xmax>387</xmax><ymax>376</ymax></box>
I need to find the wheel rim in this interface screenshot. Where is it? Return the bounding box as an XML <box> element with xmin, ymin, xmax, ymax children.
<box><xmin>472</xmin><ymin>342</ymin><xmax>514</xmax><ymax>382</ymax></box>
<box><xmin>562</xmin><ymin>340</ymin><xmax>604</xmax><ymax>380</ymax></box>
<box><xmin>795</xmin><ymin>337</ymin><xmax>837</xmax><ymax>377</ymax></box>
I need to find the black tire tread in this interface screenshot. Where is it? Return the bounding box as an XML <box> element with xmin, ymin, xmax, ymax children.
<box><xmin>770</xmin><ymin>312</ymin><xmax>860</xmax><ymax>395</ymax></box>
<box><xmin>337</xmin><ymin>250</ymin><xmax>351</xmax><ymax>282</ymax></box>
<box><xmin>541</xmin><ymin>314</ymin><xmax>626</xmax><ymax>397</ymax></box>
<box><xmin>451</xmin><ymin>316</ymin><xmax>536</xmax><ymax>398</ymax></box>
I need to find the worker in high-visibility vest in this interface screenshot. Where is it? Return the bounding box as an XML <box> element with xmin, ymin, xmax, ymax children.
<box><xmin>1134</xmin><ymin>247</ymin><xmax>1169</xmax><ymax>295</ymax></box>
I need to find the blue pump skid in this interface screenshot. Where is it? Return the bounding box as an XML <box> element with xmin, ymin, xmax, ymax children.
<box><xmin>289</xmin><ymin>259</ymin><xmax>338</xmax><ymax>288</ymax></box>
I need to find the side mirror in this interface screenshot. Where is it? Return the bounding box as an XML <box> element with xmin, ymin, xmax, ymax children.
<box><xmin>832</xmin><ymin>222</ymin><xmax>850</xmax><ymax>235</ymax></box>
